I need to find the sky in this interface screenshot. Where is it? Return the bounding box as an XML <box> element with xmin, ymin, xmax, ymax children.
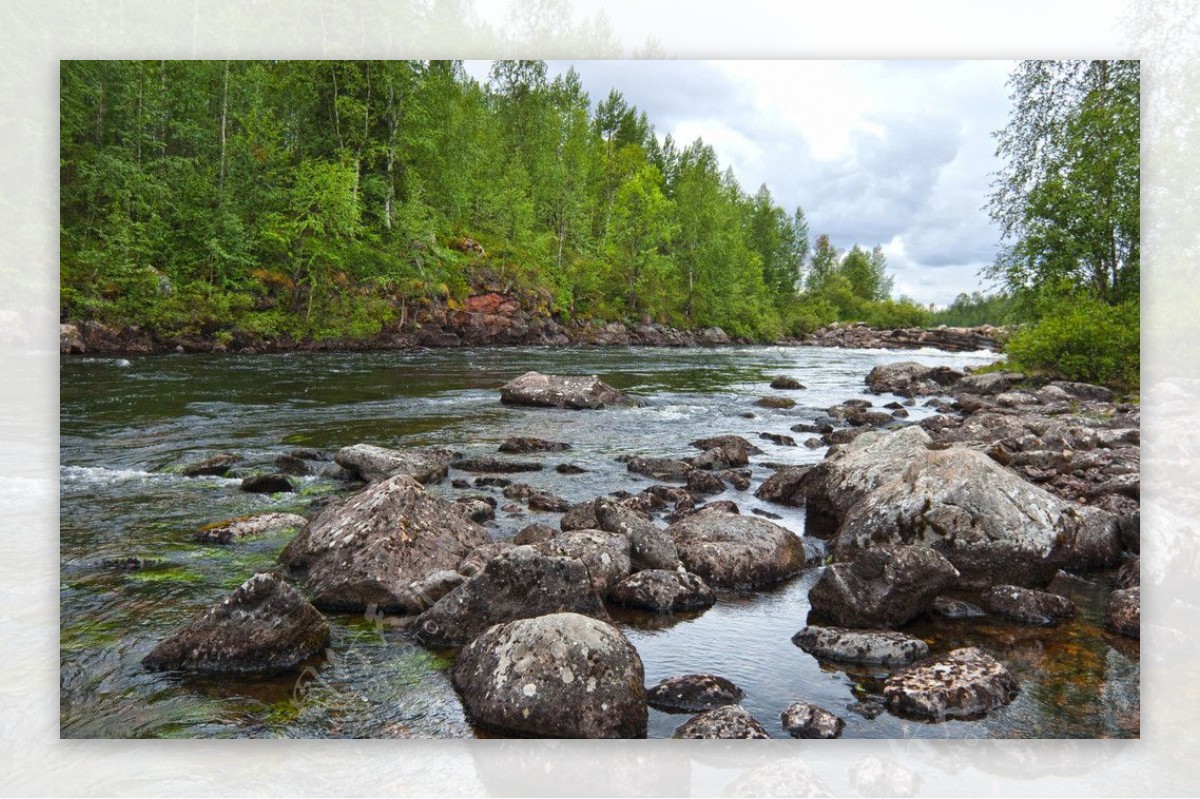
<box><xmin>465</xmin><ymin>60</ymin><xmax>1016</xmax><ymax>308</ymax></box>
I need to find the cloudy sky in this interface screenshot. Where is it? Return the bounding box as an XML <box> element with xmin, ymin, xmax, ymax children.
<box><xmin>466</xmin><ymin>60</ymin><xmax>1016</xmax><ymax>307</ymax></box>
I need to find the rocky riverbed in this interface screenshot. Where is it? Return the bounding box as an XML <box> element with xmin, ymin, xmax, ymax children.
<box><xmin>60</xmin><ymin>345</ymin><xmax>1136</xmax><ymax>739</ymax></box>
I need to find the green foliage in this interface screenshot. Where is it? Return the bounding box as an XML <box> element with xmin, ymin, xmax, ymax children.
<box><xmin>1003</xmin><ymin>294</ymin><xmax>1139</xmax><ymax>390</ymax></box>
<box><xmin>930</xmin><ymin>291</ymin><xmax>1022</xmax><ymax>327</ymax></box>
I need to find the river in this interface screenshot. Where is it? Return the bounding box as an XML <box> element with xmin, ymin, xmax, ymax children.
<box><xmin>59</xmin><ymin>345</ymin><xmax>1139</xmax><ymax>739</ymax></box>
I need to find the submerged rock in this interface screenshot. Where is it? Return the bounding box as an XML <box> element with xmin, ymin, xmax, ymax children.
<box><xmin>808</xmin><ymin>545</ymin><xmax>958</xmax><ymax>628</ymax></box>
<box><xmin>755</xmin><ymin>396</ymin><xmax>796</xmax><ymax>409</ymax></box>
<box><xmin>929</xmin><ymin>596</ymin><xmax>987</xmax><ymax>619</ymax></box>
<box><xmin>792</xmin><ymin>625</ymin><xmax>929</xmax><ymax>666</ymax></box>
<box><xmin>608</xmin><ymin>570</ymin><xmax>715</xmax><ymax>613</ymax></box>
<box><xmin>667</xmin><ymin>506</ymin><xmax>806</xmax><ymax>590</ymax></box>
<box><xmin>451</xmin><ymin>612</ymin><xmax>647</xmax><ymax>738</ymax></box>
<box><xmin>770</xmin><ymin>376</ymin><xmax>805</xmax><ymax>390</ymax></box>
<box><xmin>780</xmin><ymin>702</ymin><xmax>844</xmax><ymax>739</ymax></box>
<box><xmin>142</xmin><ymin>573</ymin><xmax>329</xmax><ymax>673</ymax></box>
<box><xmin>179</xmin><ymin>451</ymin><xmax>242</xmax><ymax>477</ymax></box>
<box><xmin>195</xmin><ymin>512</ymin><xmax>308</xmax><ymax>544</ymax></box>
<box><xmin>674</xmin><ymin>705</ymin><xmax>770</xmax><ymax>739</ymax></box>
<box><xmin>500</xmin><ymin>371</ymin><xmax>633</xmax><ymax>410</ymax></box>
<box><xmin>981</xmin><ymin>585</ymin><xmax>1076</xmax><ymax>626</ymax></box>
<box><xmin>498</xmin><ymin>436</ymin><xmax>571</xmax><ymax>453</ymax></box>
<box><xmin>883</xmin><ymin>647</ymin><xmax>1019</xmax><ymax>721</ymax></box>
<box><xmin>334</xmin><ymin>443</ymin><xmax>451</xmax><ymax>484</ymax></box>
<box><xmin>453</xmin><ymin>455</ymin><xmax>544</xmax><ymax>474</ymax></box>
<box><xmin>239</xmin><ymin>473</ymin><xmax>295</xmax><ymax>494</ymax></box>
<box><xmin>413</xmin><ymin>547</ymin><xmax>608</xmax><ymax>648</ymax></box>
<box><xmin>647</xmin><ymin>673</ymin><xmax>744</xmax><ymax>713</ymax></box>
<box><xmin>626</xmin><ymin>456</ymin><xmax>695</xmax><ymax>481</ymax></box>
<box><xmin>279</xmin><ymin>475</ymin><xmax>490</xmax><ymax>613</ymax></box>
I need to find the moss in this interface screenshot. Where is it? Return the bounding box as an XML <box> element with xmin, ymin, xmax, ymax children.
<box><xmin>125</xmin><ymin>566</ymin><xmax>206</xmax><ymax>584</ymax></box>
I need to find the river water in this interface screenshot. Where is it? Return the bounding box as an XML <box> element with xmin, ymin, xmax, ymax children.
<box><xmin>59</xmin><ymin>345</ymin><xmax>1139</xmax><ymax>739</ymax></box>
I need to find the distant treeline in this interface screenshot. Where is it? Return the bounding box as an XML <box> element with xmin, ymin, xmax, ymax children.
<box><xmin>61</xmin><ymin>59</ymin><xmax>938</xmax><ymax>343</ymax></box>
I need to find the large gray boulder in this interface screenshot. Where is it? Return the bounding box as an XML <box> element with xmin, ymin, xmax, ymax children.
<box><xmin>866</xmin><ymin>361</ymin><xmax>964</xmax><ymax>397</ymax></box>
<box><xmin>413</xmin><ymin>547</ymin><xmax>608</xmax><ymax>648</ymax></box>
<box><xmin>667</xmin><ymin>507</ymin><xmax>806</xmax><ymax>590</ymax></box>
<box><xmin>500</xmin><ymin>371</ymin><xmax>633</xmax><ymax>410</ymax></box>
<box><xmin>594</xmin><ymin>498</ymin><xmax>680</xmax><ymax>571</ymax></box>
<box><xmin>883</xmin><ymin>647</ymin><xmax>1019</xmax><ymax>721</ymax></box>
<box><xmin>334</xmin><ymin>444</ymin><xmax>452</xmax><ymax>484</ymax></box>
<box><xmin>780</xmin><ymin>702</ymin><xmax>844</xmax><ymax>739</ymax></box>
<box><xmin>142</xmin><ymin>573</ymin><xmax>329</xmax><ymax>673</ymax></box>
<box><xmin>451</xmin><ymin>612</ymin><xmax>647</xmax><ymax>738</ymax></box>
<box><xmin>833</xmin><ymin>446</ymin><xmax>1120</xmax><ymax>588</ymax></box>
<box><xmin>800</xmin><ymin>426</ymin><xmax>933</xmax><ymax>519</ymax></box>
<box><xmin>279</xmin><ymin>475</ymin><xmax>490</xmax><ymax>612</ymax></box>
<box><xmin>808</xmin><ymin>545</ymin><xmax>959</xmax><ymax>628</ymax></box>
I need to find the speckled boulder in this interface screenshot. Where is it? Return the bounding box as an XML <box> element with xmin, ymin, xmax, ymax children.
<box><xmin>500</xmin><ymin>371</ymin><xmax>634</xmax><ymax>410</ymax></box>
<box><xmin>883</xmin><ymin>647</ymin><xmax>1018</xmax><ymax>721</ymax></box>
<box><xmin>982</xmin><ymin>585</ymin><xmax>1076</xmax><ymax>626</ymax></box>
<box><xmin>780</xmin><ymin>702</ymin><xmax>844</xmax><ymax>739</ymax></box>
<box><xmin>607</xmin><ymin>570</ymin><xmax>715</xmax><ymax>613</ymax></box>
<box><xmin>667</xmin><ymin>506</ymin><xmax>805</xmax><ymax>590</ymax></box>
<box><xmin>1106</xmin><ymin>587</ymin><xmax>1140</xmax><ymax>637</ymax></box>
<box><xmin>451</xmin><ymin>612</ymin><xmax>647</xmax><ymax>738</ymax></box>
<box><xmin>647</xmin><ymin>674</ymin><xmax>744</xmax><ymax>713</ymax></box>
<box><xmin>142</xmin><ymin>573</ymin><xmax>329</xmax><ymax>673</ymax></box>
<box><xmin>413</xmin><ymin>547</ymin><xmax>608</xmax><ymax>648</ymax></box>
<box><xmin>792</xmin><ymin>625</ymin><xmax>929</xmax><ymax>666</ymax></box>
<box><xmin>674</xmin><ymin>705</ymin><xmax>769</xmax><ymax>739</ymax></box>
<box><xmin>279</xmin><ymin>475</ymin><xmax>491</xmax><ymax>613</ymax></box>
<box><xmin>195</xmin><ymin>512</ymin><xmax>307</xmax><ymax>544</ymax></box>
<box><xmin>533</xmin><ymin>530</ymin><xmax>632</xmax><ymax>595</ymax></box>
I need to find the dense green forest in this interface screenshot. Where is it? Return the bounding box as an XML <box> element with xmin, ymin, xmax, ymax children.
<box><xmin>60</xmin><ymin>59</ymin><xmax>930</xmax><ymax>344</ymax></box>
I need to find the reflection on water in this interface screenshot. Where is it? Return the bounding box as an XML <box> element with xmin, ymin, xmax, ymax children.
<box><xmin>59</xmin><ymin>345</ymin><xmax>1136</xmax><ymax>738</ymax></box>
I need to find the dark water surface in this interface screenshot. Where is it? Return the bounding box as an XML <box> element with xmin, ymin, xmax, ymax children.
<box><xmin>59</xmin><ymin>345</ymin><xmax>1138</xmax><ymax>739</ymax></box>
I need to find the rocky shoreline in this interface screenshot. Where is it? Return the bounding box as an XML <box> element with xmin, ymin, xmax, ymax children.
<box><xmin>60</xmin><ymin>292</ymin><xmax>1000</xmax><ymax>356</ymax></box>
<box><xmin>133</xmin><ymin>364</ymin><xmax>1137</xmax><ymax>739</ymax></box>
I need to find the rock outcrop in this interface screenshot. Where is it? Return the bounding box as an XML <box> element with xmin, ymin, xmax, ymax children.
<box><xmin>500</xmin><ymin>371</ymin><xmax>633</xmax><ymax>410</ymax></box>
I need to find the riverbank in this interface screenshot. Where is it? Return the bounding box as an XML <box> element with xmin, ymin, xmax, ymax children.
<box><xmin>59</xmin><ymin>313</ymin><xmax>1002</xmax><ymax>356</ymax></box>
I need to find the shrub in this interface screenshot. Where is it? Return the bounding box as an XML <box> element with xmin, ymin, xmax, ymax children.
<box><xmin>1003</xmin><ymin>296</ymin><xmax>1139</xmax><ymax>391</ymax></box>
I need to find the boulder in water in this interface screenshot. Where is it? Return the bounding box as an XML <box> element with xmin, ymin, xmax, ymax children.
<box><xmin>195</xmin><ymin>512</ymin><xmax>307</xmax><ymax>544</ymax></box>
<box><xmin>883</xmin><ymin>647</ymin><xmax>1019</xmax><ymax>721</ymax></box>
<box><xmin>647</xmin><ymin>673</ymin><xmax>744</xmax><ymax>713</ymax></box>
<box><xmin>792</xmin><ymin>625</ymin><xmax>929</xmax><ymax>666</ymax></box>
<box><xmin>334</xmin><ymin>443</ymin><xmax>452</xmax><ymax>484</ymax></box>
<box><xmin>808</xmin><ymin>545</ymin><xmax>958</xmax><ymax>628</ymax></box>
<box><xmin>674</xmin><ymin>705</ymin><xmax>769</xmax><ymax>739</ymax></box>
<box><xmin>142</xmin><ymin>573</ymin><xmax>329</xmax><ymax>673</ymax></box>
<box><xmin>451</xmin><ymin>612</ymin><xmax>647</xmax><ymax>738</ymax></box>
<box><xmin>608</xmin><ymin>570</ymin><xmax>715</xmax><ymax>613</ymax></box>
<box><xmin>499</xmin><ymin>371</ymin><xmax>633</xmax><ymax>410</ymax></box>
<box><xmin>179</xmin><ymin>451</ymin><xmax>242</xmax><ymax>477</ymax></box>
<box><xmin>981</xmin><ymin>585</ymin><xmax>1076</xmax><ymax>626</ymax></box>
<box><xmin>780</xmin><ymin>702</ymin><xmax>844</xmax><ymax>739</ymax></box>
<box><xmin>667</xmin><ymin>506</ymin><xmax>805</xmax><ymax>590</ymax></box>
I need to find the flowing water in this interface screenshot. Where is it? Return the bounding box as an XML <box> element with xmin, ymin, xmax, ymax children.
<box><xmin>59</xmin><ymin>345</ymin><xmax>1139</xmax><ymax>739</ymax></box>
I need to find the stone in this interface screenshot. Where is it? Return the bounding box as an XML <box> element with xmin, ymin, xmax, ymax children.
<box><xmin>413</xmin><ymin>547</ymin><xmax>608</xmax><ymax>648</ymax></box>
<box><xmin>451</xmin><ymin>613</ymin><xmax>647</xmax><ymax>738</ymax></box>
<box><xmin>498</xmin><ymin>436</ymin><xmax>571</xmax><ymax>453</ymax></box>
<box><xmin>334</xmin><ymin>444</ymin><xmax>451</xmax><ymax>484</ymax></box>
<box><xmin>866</xmin><ymin>362</ymin><xmax>964</xmax><ymax>397</ymax></box>
<box><xmin>1115</xmin><ymin>557</ymin><xmax>1139</xmax><ymax>589</ymax></box>
<box><xmin>686</xmin><ymin>469</ymin><xmax>726</xmax><ymax>495</ymax></box>
<box><xmin>759</xmin><ymin>432</ymin><xmax>797</xmax><ymax>447</ymax></box>
<box><xmin>608</xmin><ymin>570</ymin><xmax>715</xmax><ymax>613</ymax></box>
<box><xmin>594</xmin><ymin>498</ymin><xmax>681</xmax><ymax>571</ymax></box>
<box><xmin>753</xmin><ymin>465</ymin><xmax>812</xmax><ymax>507</ymax></box>
<box><xmin>454</xmin><ymin>496</ymin><xmax>496</xmax><ymax>524</ymax></box>
<box><xmin>406</xmin><ymin>570</ymin><xmax>467</xmax><ymax>611</ymax></box>
<box><xmin>799</xmin><ymin>426</ymin><xmax>933</xmax><ymax>519</ymax></box>
<box><xmin>929</xmin><ymin>596</ymin><xmax>986</xmax><ymax>619</ymax></box>
<box><xmin>883</xmin><ymin>647</ymin><xmax>1019</xmax><ymax>721</ymax></box>
<box><xmin>809</xmin><ymin>545</ymin><xmax>958</xmax><ymax>628</ymax></box>
<box><xmin>560</xmin><ymin>500</ymin><xmax>599</xmax><ymax>531</ymax></box>
<box><xmin>195</xmin><ymin>512</ymin><xmax>308</xmax><ymax>544</ymax></box>
<box><xmin>647</xmin><ymin>673</ymin><xmax>744</xmax><ymax>713</ymax></box>
<box><xmin>833</xmin><ymin>444</ymin><xmax>1121</xmax><ymax>588</ymax></box>
<box><xmin>981</xmin><ymin>585</ymin><xmax>1076</xmax><ymax>626</ymax></box>
<box><xmin>956</xmin><ymin>370</ymin><xmax>1025</xmax><ymax>395</ymax></box>
<box><xmin>667</xmin><ymin>506</ymin><xmax>806</xmax><ymax>590</ymax></box>
<box><xmin>528</xmin><ymin>492</ymin><xmax>571</xmax><ymax>513</ymax></box>
<box><xmin>690</xmin><ymin>445</ymin><xmax>750</xmax><ymax>471</ymax></box>
<box><xmin>279</xmin><ymin>475</ymin><xmax>491</xmax><ymax>613</ymax></box>
<box><xmin>626</xmin><ymin>456</ymin><xmax>694</xmax><ymax>481</ymax></box>
<box><xmin>179</xmin><ymin>451</ymin><xmax>242</xmax><ymax>477</ymax></box>
<box><xmin>142</xmin><ymin>573</ymin><xmax>329</xmax><ymax>673</ymax></box>
<box><xmin>499</xmin><ymin>371</ymin><xmax>634</xmax><ymax>410</ymax></box>
<box><xmin>1106</xmin><ymin>587</ymin><xmax>1140</xmax><ymax>637</ymax></box>
<box><xmin>770</xmin><ymin>376</ymin><xmax>805</xmax><ymax>390</ymax></box>
<box><xmin>674</xmin><ymin>705</ymin><xmax>769</xmax><ymax>739</ymax></box>
<box><xmin>453</xmin><ymin>456</ymin><xmax>544</xmax><ymax>474</ymax></box>
<box><xmin>780</xmin><ymin>702</ymin><xmax>844</xmax><ymax>739</ymax></box>
<box><xmin>755</xmin><ymin>396</ymin><xmax>796</xmax><ymax>409</ymax></box>
<box><xmin>240</xmin><ymin>473</ymin><xmax>295</xmax><ymax>493</ymax></box>
<box><xmin>555</xmin><ymin>463</ymin><xmax>588</xmax><ymax>475</ymax></box>
<box><xmin>513</xmin><ymin>523</ymin><xmax>557</xmax><ymax>545</ymax></box>
<box><xmin>690</xmin><ymin>435</ymin><xmax>763</xmax><ymax>456</ymax></box>
<box><xmin>792</xmin><ymin>625</ymin><xmax>929</xmax><ymax>666</ymax></box>
<box><xmin>534</xmin><ymin>530</ymin><xmax>632</xmax><ymax>596</ymax></box>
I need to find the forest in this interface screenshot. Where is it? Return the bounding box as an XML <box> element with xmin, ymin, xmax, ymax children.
<box><xmin>60</xmin><ymin>59</ymin><xmax>926</xmax><ymax>345</ymax></box>
<box><xmin>60</xmin><ymin>59</ymin><xmax>1139</xmax><ymax>389</ymax></box>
